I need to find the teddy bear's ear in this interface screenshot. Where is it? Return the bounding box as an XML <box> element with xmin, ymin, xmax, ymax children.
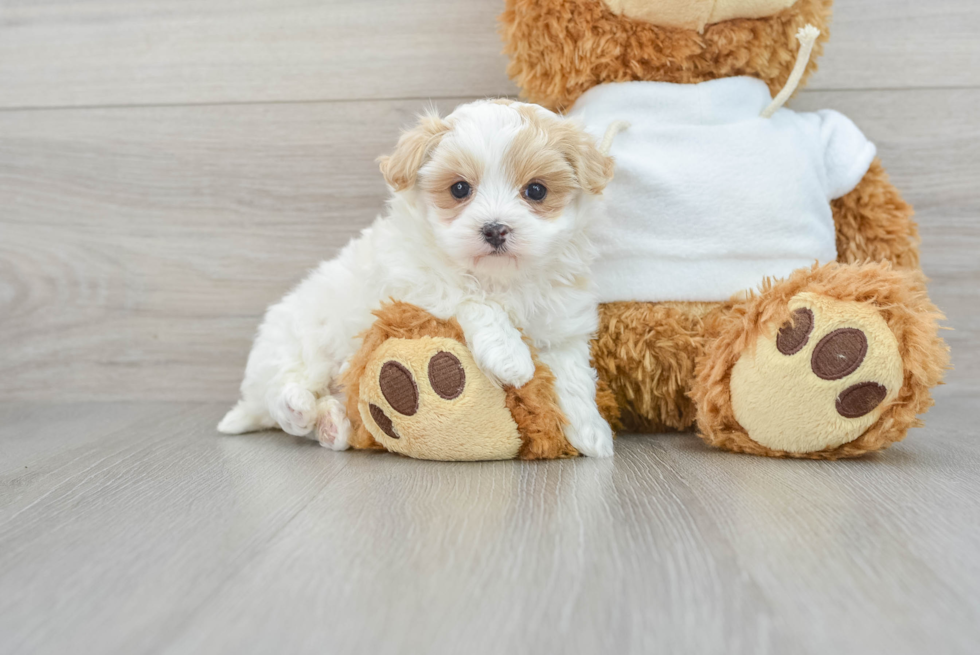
<box><xmin>378</xmin><ymin>112</ymin><xmax>451</xmax><ymax>191</ymax></box>
<box><xmin>556</xmin><ymin>123</ymin><xmax>616</xmax><ymax>195</ymax></box>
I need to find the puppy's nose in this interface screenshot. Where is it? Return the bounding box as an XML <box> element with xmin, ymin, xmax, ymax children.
<box><xmin>481</xmin><ymin>222</ymin><xmax>510</xmax><ymax>250</ymax></box>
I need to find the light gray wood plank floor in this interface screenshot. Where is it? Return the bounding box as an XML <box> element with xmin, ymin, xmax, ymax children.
<box><xmin>1</xmin><ymin>391</ymin><xmax>978</xmax><ymax>655</ymax></box>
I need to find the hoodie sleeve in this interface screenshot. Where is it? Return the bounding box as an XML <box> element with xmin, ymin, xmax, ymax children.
<box><xmin>817</xmin><ymin>109</ymin><xmax>877</xmax><ymax>200</ymax></box>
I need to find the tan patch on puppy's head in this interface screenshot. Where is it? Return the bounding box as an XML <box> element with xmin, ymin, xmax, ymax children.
<box><xmin>378</xmin><ymin>111</ymin><xmax>452</xmax><ymax>192</ymax></box>
<box><xmin>417</xmin><ymin>140</ymin><xmax>484</xmax><ymax>217</ymax></box>
<box><xmin>508</xmin><ymin>106</ymin><xmax>614</xmax><ymax>219</ymax></box>
<box><xmin>412</xmin><ymin>101</ymin><xmax>612</xmax><ymax>223</ymax></box>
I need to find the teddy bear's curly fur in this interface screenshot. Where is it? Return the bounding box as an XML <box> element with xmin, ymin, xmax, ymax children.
<box><xmin>500</xmin><ymin>0</ymin><xmax>832</xmax><ymax>113</ymax></box>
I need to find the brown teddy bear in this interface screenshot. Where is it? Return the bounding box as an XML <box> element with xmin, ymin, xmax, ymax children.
<box><xmin>342</xmin><ymin>0</ymin><xmax>948</xmax><ymax>460</ymax></box>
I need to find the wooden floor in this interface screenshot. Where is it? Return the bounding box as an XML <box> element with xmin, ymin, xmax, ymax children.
<box><xmin>2</xmin><ymin>1</ymin><xmax>979</xmax><ymax>653</ymax></box>
<box><xmin>1</xmin><ymin>392</ymin><xmax>978</xmax><ymax>654</ymax></box>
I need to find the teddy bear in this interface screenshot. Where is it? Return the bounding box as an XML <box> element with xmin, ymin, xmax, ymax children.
<box><xmin>341</xmin><ymin>0</ymin><xmax>947</xmax><ymax>460</ymax></box>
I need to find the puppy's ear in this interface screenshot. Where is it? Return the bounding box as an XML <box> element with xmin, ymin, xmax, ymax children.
<box><xmin>556</xmin><ymin>123</ymin><xmax>615</xmax><ymax>195</ymax></box>
<box><xmin>378</xmin><ymin>111</ymin><xmax>451</xmax><ymax>191</ymax></box>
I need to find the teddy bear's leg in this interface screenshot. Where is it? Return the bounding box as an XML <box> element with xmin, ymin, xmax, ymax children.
<box><xmin>340</xmin><ymin>301</ymin><xmax>584</xmax><ymax>460</ymax></box>
<box><xmin>692</xmin><ymin>262</ymin><xmax>948</xmax><ymax>459</ymax></box>
<box><xmin>833</xmin><ymin>159</ymin><xmax>921</xmax><ymax>270</ymax></box>
<box><xmin>354</xmin><ymin>336</ymin><xmax>526</xmax><ymax>460</ymax></box>
<box><xmin>593</xmin><ymin>300</ymin><xmax>728</xmax><ymax>433</ymax></box>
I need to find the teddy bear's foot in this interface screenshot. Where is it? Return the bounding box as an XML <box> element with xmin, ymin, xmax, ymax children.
<box><xmin>730</xmin><ymin>292</ymin><xmax>904</xmax><ymax>453</ymax></box>
<box><xmin>693</xmin><ymin>263</ymin><xmax>947</xmax><ymax>459</ymax></box>
<box><xmin>340</xmin><ymin>301</ymin><xmax>584</xmax><ymax>460</ymax></box>
<box><xmin>356</xmin><ymin>336</ymin><xmax>524</xmax><ymax>461</ymax></box>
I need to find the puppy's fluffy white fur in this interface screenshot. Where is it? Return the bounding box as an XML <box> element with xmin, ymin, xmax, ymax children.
<box><xmin>218</xmin><ymin>99</ymin><xmax>615</xmax><ymax>457</ymax></box>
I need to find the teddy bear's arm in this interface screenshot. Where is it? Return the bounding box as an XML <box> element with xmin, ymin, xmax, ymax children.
<box><xmin>832</xmin><ymin>158</ymin><xmax>921</xmax><ymax>269</ymax></box>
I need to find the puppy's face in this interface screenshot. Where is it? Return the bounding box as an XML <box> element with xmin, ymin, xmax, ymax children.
<box><xmin>379</xmin><ymin>101</ymin><xmax>613</xmax><ymax>277</ymax></box>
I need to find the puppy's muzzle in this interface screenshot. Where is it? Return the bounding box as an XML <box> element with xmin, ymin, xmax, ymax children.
<box><xmin>481</xmin><ymin>222</ymin><xmax>510</xmax><ymax>251</ymax></box>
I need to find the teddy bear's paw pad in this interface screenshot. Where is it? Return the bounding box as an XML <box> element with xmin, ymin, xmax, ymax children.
<box><xmin>730</xmin><ymin>293</ymin><xmax>904</xmax><ymax>454</ymax></box>
<box><xmin>428</xmin><ymin>351</ymin><xmax>465</xmax><ymax>400</ymax></box>
<box><xmin>368</xmin><ymin>403</ymin><xmax>398</xmax><ymax>439</ymax></box>
<box><xmin>378</xmin><ymin>361</ymin><xmax>419</xmax><ymax>418</ymax></box>
<box><xmin>358</xmin><ymin>337</ymin><xmax>522</xmax><ymax>461</ymax></box>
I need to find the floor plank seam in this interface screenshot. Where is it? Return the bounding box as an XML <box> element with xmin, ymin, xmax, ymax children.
<box><xmin>1</xmin><ymin>84</ymin><xmax>979</xmax><ymax>114</ymax></box>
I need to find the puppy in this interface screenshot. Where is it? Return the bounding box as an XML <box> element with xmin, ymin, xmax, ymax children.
<box><xmin>218</xmin><ymin>99</ymin><xmax>616</xmax><ymax>457</ymax></box>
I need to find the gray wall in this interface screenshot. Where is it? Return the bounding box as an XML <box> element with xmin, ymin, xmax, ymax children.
<box><xmin>2</xmin><ymin>0</ymin><xmax>977</xmax><ymax>402</ymax></box>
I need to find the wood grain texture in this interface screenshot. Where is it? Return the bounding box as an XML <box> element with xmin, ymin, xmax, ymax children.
<box><xmin>0</xmin><ymin>97</ymin><xmax>464</xmax><ymax>401</ymax></box>
<box><xmin>0</xmin><ymin>396</ymin><xmax>978</xmax><ymax>655</ymax></box>
<box><xmin>817</xmin><ymin>0</ymin><xmax>980</xmax><ymax>91</ymax></box>
<box><xmin>0</xmin><ymin>0</ymin><xmax>978</xmax><ymax>110</ymax></box>
<box><xmin>2</xmin><ymin>89</ymin><xmax>977</xmax><ymax>401</ymax></box>
<box><xmin>0</xmin><ymin>0</ymin><xmax>516</xmax><ymax>109</ymax></box>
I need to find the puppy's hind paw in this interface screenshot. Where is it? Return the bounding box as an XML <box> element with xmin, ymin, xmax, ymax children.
<box><xmin>315</xmin><ymin>396</ymin><xmax>351</xmax><ymax>451</ymax></box>
<box><xmin>275</xmin><ymin>384</ymin><xmax>318</xmax><ymax>436</ymax></box>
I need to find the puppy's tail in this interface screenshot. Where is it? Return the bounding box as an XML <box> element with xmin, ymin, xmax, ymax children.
<box><xmin>217</xmin><ymin>401</ymin><xmax>268</xmax><ymax>434</ymax></box>
<box><xmin>599</xmin><ymin>120</ymin><xmax>630</xmax><ymax>155</ymax></box>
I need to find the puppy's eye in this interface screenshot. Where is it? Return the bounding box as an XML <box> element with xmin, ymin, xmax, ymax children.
<box><xmin>450</xmin><ymin>181</ymin><xmax>471</xmax><ymax>200</ymax></box>
<box><xmin>524</xmin><ymin>183</ymin><xmax>547</xmax><ymax>202</ymax></box>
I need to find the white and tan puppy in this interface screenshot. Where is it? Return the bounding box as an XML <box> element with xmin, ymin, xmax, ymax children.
<box><xmin>218</xmin><ymin>99</ymin><xmax>616</xmax><ymax>457</ymax></box>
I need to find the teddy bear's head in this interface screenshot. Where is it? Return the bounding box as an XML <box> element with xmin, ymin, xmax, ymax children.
<box><xmin>500</xmin><ymin>0</ymin><xmax>833</xmax><ymax>111</ymax></box>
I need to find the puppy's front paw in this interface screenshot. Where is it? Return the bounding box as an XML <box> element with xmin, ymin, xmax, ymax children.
<box><xmin>275</xmin><ymin>384</ymin><xmax>318</xmax><ymax>436</ymax></box>
<box><xmin>474</xmin><ymin>338</ymin><xmax>536</xmax><ymax>388</ymax></box>
<box><xmin>565</xmin><ymin>415</ymin><xmax>614</xmax><ymax>458</ymax></box>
